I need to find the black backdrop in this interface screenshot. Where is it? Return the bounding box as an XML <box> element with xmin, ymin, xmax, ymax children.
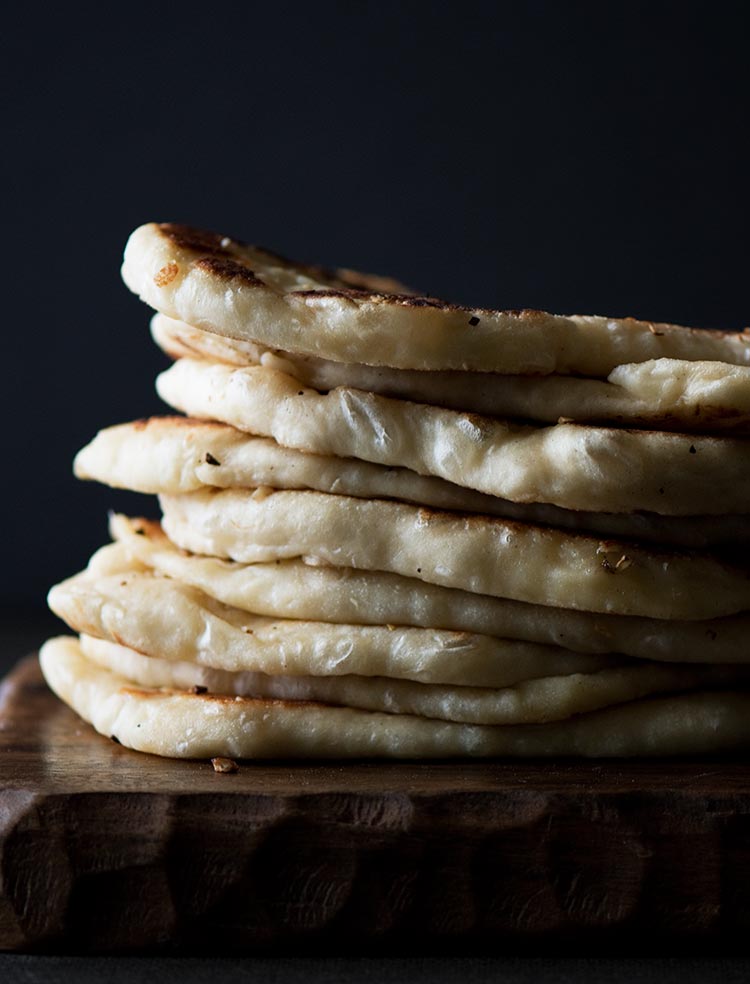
<box><xmin>3</xmin><ymin>0</ymin><xmax>749</xmax><ymax>614</ymax></box>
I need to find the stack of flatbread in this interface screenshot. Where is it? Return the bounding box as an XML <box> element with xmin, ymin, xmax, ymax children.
<box><xmin>41</xmin><ymin>223</ymin><xmax>750</xmax><ymax>759</ymax></box>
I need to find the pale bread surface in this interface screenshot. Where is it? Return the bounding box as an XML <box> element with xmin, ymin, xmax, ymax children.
<box><xmin>111</xmin><ymin>515</ymin><xmax>750</xmax><ymax>664</ymax></box>
<box><xmin>77</xmin><ymin>418</ymin><xmax>750</xmax><ymax>549</ymax></box>
<box><xmin>122</xmin><ymin>223</ymin><xmax>750</xmax><ymax>374</ymax></box>
<box><xmin>75</xmin><ymin>416</ymin><xmax>512</xmax><ymax>511</ymax></box>
<box><xmin>156</xmin><ymin>358</ymin><xmax>750</xmax><ymax>516</ymax></box>
<box><xmin>79</xmin><ymin>634</ymin><xmax>750</xmax><ymax>726</ymax></box>
<box><xmin>158</xmin><ymin>489</ymin><xmax>750</xmax><ymax>620</ymax></box>
<box><xmin>153</xmin><ymin>315</ymin><xmax>750</xmax><ymax>433</ymax></box>
<box><xmin>40</xmin><ymin>637</ymin><xmax>750</xmax><ymax>759</ymax></box>
<box><xmin>50</xmin><ymin>549</ymin><xmax>623</xmax><ymax>689</ymax></box>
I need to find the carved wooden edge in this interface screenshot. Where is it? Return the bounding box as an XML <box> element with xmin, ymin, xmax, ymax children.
<box><xmin>3</xmin><ymin>656</ymin><xmax>750</xmax><ymax>952</ymax></box>
<box><xmin>2</xmin><ymin>783</ymin><xmax>750</xmax><ymax>952</ymax></box>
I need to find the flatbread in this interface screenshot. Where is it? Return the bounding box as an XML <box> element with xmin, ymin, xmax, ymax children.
<box><xmin>156</xmin><ymin>358</ymin><xmax>750</xmax><ymax>516</ymax></box>
<box><xmin>40</xmin><ymin>637</ymin><xmax>750</xmax><ymax>758</ymax></box>
<box><xmin>49</xmin><ymin>551</ymin><xmax>623</xmax><ymax>688</ymax></box>
<box><xmin>79</xmin><ymin>634</ymin><xmax>750</xmax><ymax>727</ymax></box>
<box><xmin>110</xmin><ymin>515</ymin><xmax>750</xmax><ymax>664</ymax></box>
<box><xmin>158</xmin><ymin>489</ymin><xmax>750</xmax><ymax>620</ymax></box>
<box><xmin>122</xmin><ymin>223</ymin><xmax>750</xmax><ymax>375</ymax></box>
<box><xmin>72</xmin><ymin>416</ymin><xmax>542</xmax><ymax>515</ymax></box>
<box><xmin>76</xmin><ymin>418</ymin><xmax>750</xmax><ymax>549</ymax></box>
<box><xmin>152</xmin><ymin>314</ymin><xmax>750</xmax><ymax>433</ymax></box>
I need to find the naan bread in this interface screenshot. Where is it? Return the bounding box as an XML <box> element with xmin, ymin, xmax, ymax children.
<box><xmin>122</xmin><ymin>223</ymin><xmax>750</xmax><ymax>375</ymax></box>
<box><xmin>76</xmin><ymin>418</ymin><xmax>750</xmax><ymax>549</ymax></box>
<box><xmin>79</xmin><ymin>635</ymin><xmax>750</xmax><ymax>726</ymax></box>
<box><xmin>156</xmin><ymin>358</ymin><xmax>750</xmax><ymax>516</ymax></box>
<box><xmin>41</xmin><ymin>637</ymin><xmax>750</xmax><ymax>758</ymax></box>
<box><xmin>111</xmin><ymin>515</ymin><xmax>750</xmax><ymax>664</ymax></box>
<box><xmin>158</xmin><ymin>489</ymin><xmax>750</xmax><ymax>620</ymax></box>
<box><xmin>72</xmin><ymin>416</ymin><xmax>535</xmax><ymax>515</ymax></box>
<box><xmin>153</xmin><ymin>315</ymin><xmax>750</xmax><ymax>433</ymax></box>
<box><xmin>50</xmin><ymin>551</ymin><xmax>623</xmax><ymax>688</ymax></box>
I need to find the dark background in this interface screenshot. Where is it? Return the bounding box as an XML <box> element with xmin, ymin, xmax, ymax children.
<box><xmin>2</xmin><ymin>0</ymin><xmax>749</xmax><ymax>650</ymax></box>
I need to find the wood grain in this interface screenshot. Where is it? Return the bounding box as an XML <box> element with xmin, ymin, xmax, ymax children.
<box><xmin>3</xmin><ymin>655</ymin><xmax>750</xmax><ymax>952</ymax></box>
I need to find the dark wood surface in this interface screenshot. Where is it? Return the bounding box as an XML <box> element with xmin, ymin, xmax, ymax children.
<box><xmin>3</xmin><ymin>654</ymin><xmax>750</xmax><ymax>953</ymax></box>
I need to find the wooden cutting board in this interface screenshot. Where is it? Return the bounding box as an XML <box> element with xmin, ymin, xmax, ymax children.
<box><xmin>2</xmin><ymin>654</ymin><xmax>750</xmax><ymax>953</ymax></box>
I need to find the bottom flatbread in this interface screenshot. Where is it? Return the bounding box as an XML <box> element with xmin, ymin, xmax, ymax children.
<box><xmin>78</xmin><ymin>634</ymin><xmax>750</xmax><ymax>726</ymax></box>
<box><xmin>40</xmin><ymin>637</ymin><xmax>750</xmax><ymax>759</ymax></box>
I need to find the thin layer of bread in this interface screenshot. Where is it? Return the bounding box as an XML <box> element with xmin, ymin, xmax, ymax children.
<box><xmin>156</xmin><ymin>358</ymin><xmax>750</xmax><ymax>516</ymax></box>
<box><xmin>76</xmin><ymin>418</ymin><xmax>750</xmax><ymax>548</ymax></box>
<box><xmin>79</xmin><ymin>634</ymin><xmax>750</xmax><ymax>727</ymax></box>
<box><xmin>152</xmin><ymin>314</ymin><xmax>750</xmax><ymax>433</ymax></box>
<box><xmin>158</xmin><ymin>489</ymin><xmax>750</xmax><ymax>620</ymax></box>
<box><xmin>109</xmin><ymin>514</ymin><xmax>750</xmax><ymax>664</ymax></box>
<box><xmin>40</xmin><ymin>637</ymin><xmax>750</xmax><ymax>759</ymax></box>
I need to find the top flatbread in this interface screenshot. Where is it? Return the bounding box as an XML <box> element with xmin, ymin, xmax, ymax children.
<box><xmin>123</xmin><ymin>223</ymin><xmax>750</xmax><ymax>375</ymax></box>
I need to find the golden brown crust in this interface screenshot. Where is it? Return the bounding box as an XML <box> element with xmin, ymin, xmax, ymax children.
<box><xmin>157</xmin><ymin>222</ymin><xmax>421</xmax><ymax>298</ymax></box>
<box><xmin>151</xmin><ymin>225</ymin><xmax>501</xmax><ymax>313</ymax></box>
<box><xmin>194</xmin><ymin>256</ymin><xmax>265</xmax><ymax>288</ymax></box>
<box><xmin>159</xmin><ymin>223</ymin><xmax>229</xmax><ymax>255</ymax></box>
